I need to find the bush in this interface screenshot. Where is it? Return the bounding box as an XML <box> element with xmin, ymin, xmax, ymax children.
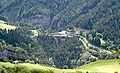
<box><xmin>114</xmin><ymin>72</ymin><xmax>118</xmax><ymax>73</ymax></box>
<box><xmin>76</xmin><ymin>71</ymin><xmax>82</xmax><ymax>73</ymax></box>
<box><xmin>31</xmin><ymin>69</ymin><xmax>54</xmax><ymax>73</ymax></box>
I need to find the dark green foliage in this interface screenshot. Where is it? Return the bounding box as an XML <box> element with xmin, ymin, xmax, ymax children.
<box><xmin>0</xmin><ymin>0</ymin><xmax>119</xmax><ymax>69</ymax></box>
<box><xmin>37</xmin><ymin>34</ymin><xmax>119</xmax><ymax>68</ymax></box>
<box><xmin>0</xmin><ymin>0</ymin><xmax>119</xmax><ymax>43</ymax></box>
<box><xmin>0</xmin><ymin>29</ymin><xmax>33</xmax><ymax>46</ymax></box>
<box><xmin>0</xmin><ymin>27</ymin><xmax>119</xmax><ymax>68</ymax></box>
<box><xmin>51</xmin><ymin>0</ymin><xmax>120</xmax><ymax>45</ymax></box>
<box><xmin>0</xmin><ymin>28</ymin><xmax>50</xmax><ymax>65</ymax></box>
<box><xmin>1</xmin><ymin>69</ymin><xmax>8</xmax><ymax>73</ymax></box>
<box><xmin>37</xmin><ymin>36</ymin><xmax>84</xmax><ymax>68</ymax></box>
<box><xmin>0</xmin><ymin>0</ymin><xmax>72</xmax><ymax>28</ymax></box>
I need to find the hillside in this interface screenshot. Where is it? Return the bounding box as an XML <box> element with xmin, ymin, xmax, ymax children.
<box><xmin>51</xmin><ymin>0</ymin><xmax>120</xmax><ymax>44</ymax></box>
<box><xmin>0</xmin><ymin>59</ymin><xmax>120</xmax><ymax>73</ymax></box>
<box><xmin>0</xmin><ymin>0</ymin><xmax>119</xmax><ymax>44</ymax></box>
<box><xmin>79</xmin><ymin>59</ymin><xmax>120</xmax><ymax>73</ymax></box>
<box><xmin>0</xmin><ymin>22</ymin><xmax>119</xmax><ymax>68</ymax></box>
<box><xmin>0</xmin><ymin>0</ymin><xmax>72</xmax><ymax>28</ymax></box>
<box><xmin>0</xmin><ymin>0</ymin><xmax>119</xmax><ymax>70</ymax></box>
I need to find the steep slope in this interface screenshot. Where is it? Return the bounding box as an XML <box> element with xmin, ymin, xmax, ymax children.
<box><xmin>0</xmin><ymin>0</ymin><xmax>119</xmax><ymax>38</ymax></box>
<box><xmin>52</xmin><ymin>0</ymin><xmax>120</xmax><ymax>29</ymax></box>
<box><xmin>0</xmin><ymin>0</ymin><xmax>119</xmax><ymax>69</ymax></box>
<box><xmin>0</xmin><ymin>0</ymin><xmax>119</xmax><ymax>43</ymax></box>
<box><xmin>0</xmin><ymin>0</ymin><xmax>72</xmax><ymax>28</ymax></box>
<box><xmin>51</xmin><ymin>0</ymin><xmax>120</xmax><ymax>42</ymax></box>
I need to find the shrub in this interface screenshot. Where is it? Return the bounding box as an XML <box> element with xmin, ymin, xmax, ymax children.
<box><xmin>114</xmin><ymin>72</ymin><xmax>118</xmax><ymax>73</ymax></box>
<box><xmin>76</xmin><ymin>70</ymin><xmax>82</xmax><ymax>73</ymax></box>
<box><xmin>31</xmin><ymin>69</ymin><xmax>54</xmax><ymax>73</ymax></box>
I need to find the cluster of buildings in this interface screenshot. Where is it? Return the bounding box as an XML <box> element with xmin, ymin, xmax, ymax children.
<box><xmin>50</xmin><ymin>28</ymin><xmax>84</xmax><ymax>37</ymax></box>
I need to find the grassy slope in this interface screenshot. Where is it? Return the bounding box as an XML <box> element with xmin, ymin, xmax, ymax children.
<box><xmin>0</xmin><ymin>59</ymin><xmax>120</xmax><ymax>73</ymax></box>
<box><xmin>0</xmin><ymin>62</ymin><xmax>54</xmax><ymax>73</ymax></box>
<box><xmin>0</xmin><ymin>20</ymin><xmax>6</xmax><ymax>23</ymax></box>
<box><xmin>0</xmin><ymin>20</ymin><xmax>16</xmax><ymax>30</ymax></box>
<box><xmin>79</xmin><ymin>59</ymin><xmax>120</xmax><ymax>73</ymax></box>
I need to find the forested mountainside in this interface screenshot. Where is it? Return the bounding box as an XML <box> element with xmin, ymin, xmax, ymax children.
<box><xmin>0</xmin><ymin>0</ymin><xmax>72</xmax><ymax>28</ymax></box>
<box><xmin>0</xmin><ymin>23</ymin><xmax>119</xmax><ymax>68</ymax></box>
<box><xmin>0</xmin><ymin>0</ymin><xmax>120</xmax><ymax>69</ymax></box>
<box><xmin>0</xmin><ymin>0</ymin><xmax>120</xmax><ymax>43</ymax></box>
<box><xmin>51</xmin><ymin>0</ymin><xmax>120</xmax><ymax>44</ymax></box>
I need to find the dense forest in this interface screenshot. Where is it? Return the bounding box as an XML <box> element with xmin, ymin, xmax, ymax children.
<box><xmin>0</xmin><ymin>0</ymin><xmax>120</xmax><ymax>69</ymax></box>
<box><xmin>0</xmin><ymin>0</ymin><xmax>119</xmax><ymax>43</ymax></box>
<box><xmin>0</xmin><ymin>25</ymin><xmax>119</xmax><ymax>68</ymax></box>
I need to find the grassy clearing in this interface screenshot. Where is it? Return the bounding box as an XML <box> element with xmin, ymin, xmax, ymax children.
<box><xmin>78</xmin><ymin>59</ymin><xmax>120</xmax><ymax>73</ymax></box>
<box><xmin>0</xmin><ymin>24</ymin><xmax>16</xmax><ymax>30</ymax></box>
<box><xmin>0</xmin><ymin>59</ymin><xmax>120</xmax><ymax>73</ymax></box>
<box><xmin>100</xmin><ymin>38</ymin><xmax>106</xmax><ymax>45</ymax></box>
<box><xmin>79</xmin><ymin>59</ymin><xmax>119</xmax><ymax>69</ymax></box>
<box><xmin>0</xmin><ymin>20</ymin><xmax>6</xmax><ymax>24</ymax></box>
<box><xmin>0</xmin><ymin>20</ymin><xmax>16</xmax><ymax>30</ymax></box>
<box><xmin>31</xmin><ymin>30</ymin><xmax>39</xmax><ymax>37</ymax></box>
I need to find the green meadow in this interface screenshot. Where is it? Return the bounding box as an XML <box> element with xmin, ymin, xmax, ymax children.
<box><xmin>0</xmin><ymin>59</ymin><xmax>120</xmax><ymax>73</ymax></box>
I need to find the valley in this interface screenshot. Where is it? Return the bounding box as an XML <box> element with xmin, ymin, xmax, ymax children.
<box><xmin>0</xmin><ymin>0</ymin><xmax>119</xmax><ymax>73</ymax></box>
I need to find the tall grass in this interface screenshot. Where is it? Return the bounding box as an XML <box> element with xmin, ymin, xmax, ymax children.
<box><xmin>0</xmin><ymin>63</ymin><xmax>54</xmax><ymax>73</ymax></box>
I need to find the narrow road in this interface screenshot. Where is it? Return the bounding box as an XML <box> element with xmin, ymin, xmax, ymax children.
<box><xmin>79</xmin><ymin>36</ymin><xmax>94</xmax><ymax>49</ymax></box>
<box><xmin>49</xmin><ymin>32</ymin><xmax>102</xmax><ymax>50</ymax></box>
